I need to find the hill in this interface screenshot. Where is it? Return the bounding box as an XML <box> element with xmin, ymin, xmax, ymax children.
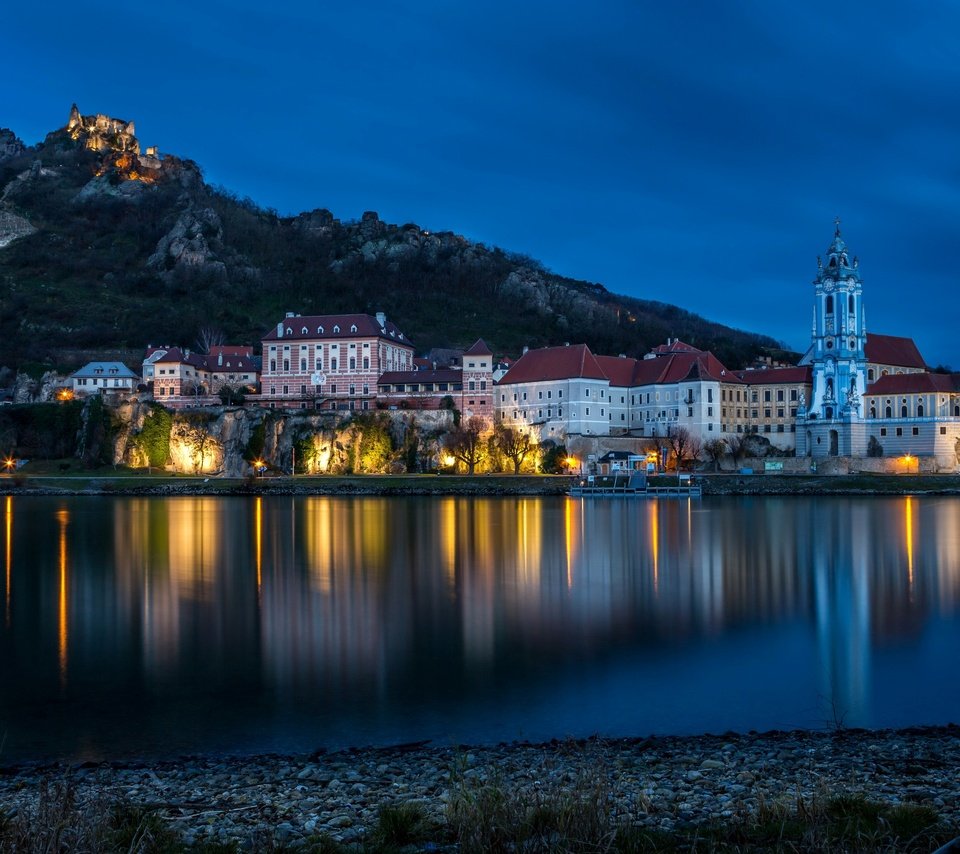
<box><xmin>0</xmin><ymin>105</ymin><xmax>781</xmax><ymax>372</ymax></box>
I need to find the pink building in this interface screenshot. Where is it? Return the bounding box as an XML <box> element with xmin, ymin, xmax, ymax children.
<box><xmin>259</xmin><ymin>312</ymin><xmax>414</xmax><ymax>410</ymax></box>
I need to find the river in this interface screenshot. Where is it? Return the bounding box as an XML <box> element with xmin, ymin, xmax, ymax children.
<box><xmin>1</xmin><ymin>494</ymin><xmax>958</xmax><ymax>762</ymax></box>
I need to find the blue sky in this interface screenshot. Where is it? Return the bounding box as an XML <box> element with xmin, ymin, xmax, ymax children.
<box><xmin>3</xmin><ymin>2</ymin><xmax>960</xmax><ymax>364</ymax></box>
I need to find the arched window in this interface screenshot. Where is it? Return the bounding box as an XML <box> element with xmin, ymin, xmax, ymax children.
<box><xmin>917</xmin><ymin>404</ymin><xmax>924</xmax><ymax>417</ymax></box>
<box><xmin>301</xmin><ymin>327</ymin><xmax>307</xmax><ymax>335</ymax></box>
<box><xmin>870</xmin><ymin>406</ymin><xmax>876</xmax><ymax>418</ymax></box>
<box><xmin>848</xmin><ymin>295</ymin><xmax>854</xmax><ymax>313</ymax></box>
<box><xmin>825</xmin><ymin>406</ymin><xmax>834</xmax><ymax>419</ymax></box>
<box><xmin>333</xmin><ymin>325</ymin><xmax>340</xmax><ymax>333</ymax></box>
<box><xmin>955</xmin><ymin>405</ymin><xmax>960</xmax><ymax>417</ymax></box>
<box><xmin>318</xmin><ymin>326</ymin><xmax>324</xmax><ymax>334</ymax></box>
<box><xmin>350</xmin><ymin>324</ymin><xmax>357</xmax><ymax>333</ymax></box>
<box><xmin>825</xmin><ymin>295</ymin><xmax>834</xmax><ymax>314</ymax></box>
<box><xmin>885</xmin><ymin>405</ymin><xmax>892</xmax><ymax>418</ymax></box>
<box><xmin>868</xmin><ymin>369</ymin><xmax>874</xmax><ymax>381</ymax></box>
<box><xmin>901</xmin><ymin>405</ymin><xmax>908</xmax><ymax>418</ymax></box>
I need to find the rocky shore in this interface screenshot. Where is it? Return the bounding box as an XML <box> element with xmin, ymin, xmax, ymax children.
<box><xmin>2</xmin><ymin>727</ymin><xmax>959</xmax><ymax>849</ymax></box>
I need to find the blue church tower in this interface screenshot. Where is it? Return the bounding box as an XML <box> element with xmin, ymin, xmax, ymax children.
<box><xmin>798</xmin><ymin>221</ymin><xmax>869</xmax><ymax>457</ymax></box>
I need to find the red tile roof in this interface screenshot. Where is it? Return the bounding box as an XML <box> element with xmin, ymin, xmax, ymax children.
<box><xmin>208</xmin><ymin>345</ymin><xmax>254</xmax><ymax>358</ymax></box>
<box><xmin>498</xmin><ymin>344</ymin><xmax>607</xmax><ymax>385</ymax></box>
<box><xmin>262</xmin><ymin>313</ymin><xmax>412</xmax><ymax>346</ymax></box>
<box><xmin>594</xmin><ymin>354</ymin><xmax>638</xmax><ymax>387</ymax></box>
<box><xmin>463</xmin><ymin>338</ymin><xmax>493</xmax><ymax>356</ymax></box>
<box><xmin>648</xmin><ymin>340</ymin><xmax>703</xmax><ymax>356</ymax></box>
<box><xmin>732</xmin><ymin>366</ymin><xmax>813</xmax><ymax>385</ymax></box>
<box><xmin>866</xmin><ymin>372</ymin><xmax>960</xmax><ymax>395</ymax></box>
<box><xmin>864</xmin><ymin>334</ymin><xmax>926</xmax><ymax>369</ymax></box>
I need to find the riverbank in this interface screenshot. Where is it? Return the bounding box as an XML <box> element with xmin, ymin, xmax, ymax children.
<box><xmin>3</xmin><ymin>470</ymin><xmax>960</xmax><ymax>497</ymax></box>
<box><xmin>1</xmin><ymin>727</ymin><xmax>958</xmax><ymax>851</ymax></box>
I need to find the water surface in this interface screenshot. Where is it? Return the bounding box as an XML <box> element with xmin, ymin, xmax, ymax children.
<box><xmin>1</xmin><ymin>494</ymin><xmax>958</xmax><ymax>762</ymax></box>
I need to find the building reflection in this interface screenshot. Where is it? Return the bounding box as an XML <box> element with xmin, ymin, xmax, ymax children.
<box><xmin>2</xmin><ymin>494</ymin><xmax>960</xmax><ymax>752</ymax></box>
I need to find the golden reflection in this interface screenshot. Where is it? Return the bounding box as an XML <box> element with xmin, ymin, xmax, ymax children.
<box><xmin>648</xmin><ymin>500</ymin><xmax>659</xmax><ymax>595</ymax></box>
<box><xmin>905</xmin><ymin>496</ymin><xmax>915</xmax><ymax>599</ymax></box>
<box><xmin>564</xmin><ymin>498</ymin><xmax>577</xmax><ymax>589</ymax></box>
<box><xmin>57</xmin><ymin>507</ymin><xmax>69</xmax><ymax>687</ymax></box>
<box><xmin>168</xmin><ymin>498</ymin><xmax>219</xmax><ymax>598</ymax></box>
<box><xmin>304</xmin><ymin>498</ymin><xmax>333</xmax><ymax>593</ymax></box>
<box><xmin>441</xmin><ymin>498</ymin><xmax>456</xmax><ymax>588</ymax></box>
<box><xmin>5</xmin><ymin>495</ymin><xmax>11</xmax><ymax>626</ymax></box>
<box><xmin>255</xmin><ymin>496</ymin><xmax>263</xmax><ymax>598</ymax></box>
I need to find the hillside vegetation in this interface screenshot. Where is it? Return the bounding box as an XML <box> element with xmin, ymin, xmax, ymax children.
<box><xmin>0</xmin><ymin>110</ymin><xmax>780</xmax><ymax>371</ymax></box>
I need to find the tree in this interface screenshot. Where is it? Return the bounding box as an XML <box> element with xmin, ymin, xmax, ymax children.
<box><xmin>218</xmin><ymin>385</ymin><xmax>245</xmax><ymax>405</ymax></box>
<box><xmin>667</xmin><ymin>426</ymin><xmax>701</xmax><ymax>471</ymax></box>
<box><xmin>494</xmin><ymin>423</ymin><xmax>536</xmax><ymax>474</ymax></box>
<box><xmin>866</xmin><ymin>435</ymin><xmax>883</xmax><ymax>458</ymax></box>
<box><xmin>539</xmin><ymin>442</ymin><xmax>568</xmax><ymax>474</ymax></box>
<box><xmin>195</xmin><ymin>327</ymin><xmax>225</xmax><ymax>354</ymax></box>
<box><xmin>448</xmin><ymin>416</ymin><xmax>488</xmax><ymax>474</ymax></box>
<box><xmin>724</xmin><ymin>434</ymin><xmax>746</xmax><ymax>465</ymax></box>
<box><xmin>703</xmin><ymin>438</ymin><xmax>726</xmax><ymax>471</ymax></box>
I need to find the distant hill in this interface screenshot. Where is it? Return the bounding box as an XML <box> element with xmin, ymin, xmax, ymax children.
<box><xmin>0</xmin><ymin>105</ymin><xmax>780</xmax><ymax>372</ymax></box>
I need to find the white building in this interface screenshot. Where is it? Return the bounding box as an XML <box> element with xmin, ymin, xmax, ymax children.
<box><xmin>70</xmin><ymin>362</ymin><xmax>139</xmax><ymax>396</ymax></box>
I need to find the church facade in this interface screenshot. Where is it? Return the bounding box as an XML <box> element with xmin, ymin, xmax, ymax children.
<box><xmin>796</xmin><ymin>224</ymin><xmax>960</xmax><ymax>467</ymax></box>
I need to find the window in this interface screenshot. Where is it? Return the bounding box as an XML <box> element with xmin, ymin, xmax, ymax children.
<box><xmin>777</xmin><ymin>408</ymin><xmax>784</xmax><ymax>418</ymax></box>
<box><xmin>901</xmin><ymin>405</ymin><xmax>908</xmax><ymax>418</ymax></box>
<box><xmin>269</xmin><ymin>360</ymin><xmax>276</xmax><ymax>372</ymax></box>
<box><xmin>558</xmin><ymin>390</ymin><xmax>563</xmax><ymax>398</ymax></box>
<box><xmin>790</xmin><ymin>389</ymin><xmax>798</xmax><ymax>401</ymax></box>
<box><xmin>333</xmin><ymin>325</ymin><xmax>340</xmax><ymax>333</ymax></box>
<box><xmin>331</xmin><ymin>384</ymin><xmax>337</xmax><ymax>394</ymax></box>
<box><xmin>826</xmin><ymin>295</ymin><xmax>833</xmax><ymax>314</ymax></box>
<box><xmin>349</xmin><ymin>385</ymin><xmax>356</xmax><ymax>395</ymax></box>
<box><xmin>282</xmin><ymin>385</ymin><xmax>289</xmax><ymax>395</ymax></box>
<box><xmin>912</xmin><ymin>426</ymin><xmax>919</xmax><ymax>435</ymax></box>
<box><xmin>764</xmin><ymin>408</ymin><xmax>771</xmax><ymax>418</ymax></box>
<box><xmin>585</xmin><ymin>407</ymin><xmax>590</xmax><ymax>416</ymax></box>
<box><xmin>363</xmin><ymin>385</ymin><xmax>369</xmax><ymax>395</ymax></box>
<box><xmin>331</xmin><ymin>358</ymin><xmax>338</xmax><ymax>371</ymax></box>
<box><xmin>941</xmin><ymin>426</ymin><xmax>947</xmax><ymax>435</ymax></box>
<box><xmin>300</xmin><ymin>384</ymin><xmax>307</xmax><ymax>394</ymax></box>
<box><xmin>917</xmin><ymin>404</ymin><xmax>924</xmax><ymax>417</ymax></box>
<box><xmin>707</xmin><ymin>406</ymin><xmax>713</xmax><ymax>416</ymax></box>
<box><xmin>300</xmin><ymin>359</ymin><xmax>306</xmax><ymax>371</ymax></box>
<box><xmin>751</xmin><ymin>391</ymin><xmax>758</xmax><ymax>403</ymax></box>
<box><xmin>896</xmin><ymin>427</ymin><xmax>903</xmax><ymax>436</ymax></box>
<box><xmin>687</xmin><ymin>407</ymin><xmax>693</xmax><ymax>417</ymax></box>
<box><xmin>707</xmin><ymin>389</ymin><xmax>713</xmax><ymax>403</ymax></box>
<box><xmin>776</xmin><ymin>390</ymin><xmax>784</xmax><ymax>402</ymax></box>
<box><xmin>764</xmin><ymin>425</ymin><xmax>771</xmax><ymax>433</ymax></box>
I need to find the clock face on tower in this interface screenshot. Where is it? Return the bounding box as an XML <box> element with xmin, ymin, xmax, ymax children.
<box><xmin>826</xmin><ymin>339</ymin><xmax>834</xmax><ymax>349</ymax></box>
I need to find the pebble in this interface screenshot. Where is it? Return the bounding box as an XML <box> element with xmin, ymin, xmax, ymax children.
<box><xmin>1</xmin><ymin>727</ymin><xmax>958</xmax><ymax>848</ymax></box>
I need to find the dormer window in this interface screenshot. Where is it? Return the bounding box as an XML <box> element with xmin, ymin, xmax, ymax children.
<box><xmin>301</xmin><ymin>327</ymin><xmax>308</xmax><ymax>335</ymax></box>
<box><xmin>286</xmin><ymin>327</ymin><xmax>293</xmax><ymax>335</ymax></box>
<box><xmin>350</xmin><ymin>324</ymin><xmax>357</xmax><ymax>333</ymax></box>
<box><xmin>318</xmin><ymin>326</ymin><xmax>324</xmax><ymax>334</ymax></box>
<box><xmin>333</xmin><ymin>325</ymin><xmax>340</xmax><ymax>333</ymax></box>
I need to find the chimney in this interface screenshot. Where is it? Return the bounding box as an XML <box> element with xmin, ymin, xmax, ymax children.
<box><xmin>619</xmin><ymin>353</ymin><xmax>626</xmax><ymax>358</ymax></box>
<box><xmin>285</xmin><ymin>311</ymin><xmax>296</xmax><ymax>318</ymax></box>
<box><xmin>277</xmin><ymin>323</ymin><xmax>284</xmax><ymax>338</ymax></box>
<box><xmin>564</xmin><ymin>342</ymin><xmax>570</xmax><ymax>347</ymax></box>
<box><xmin>522</xmin><ymin>346</ymin><xmax>529</xmax><ymax>355</ymax></box>
<box><xmin>376</xmin><ymin>311</ymin><xmax>386</xmax><ymax>328</ymax></box>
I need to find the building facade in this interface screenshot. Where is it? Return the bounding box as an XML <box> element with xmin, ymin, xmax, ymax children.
<box><xmin>259</xmin><ymin>312</ymin><xmax>414</xmax><ymax>410</ymax></box>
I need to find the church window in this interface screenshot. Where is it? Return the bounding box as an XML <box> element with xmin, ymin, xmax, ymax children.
<box><xmin>885</xmin><ymin>406</ymin><xmax>892</xmax><ymax>418</ymax></box>
<box><xmin>917</xmin><ymin>404</ymin><xmax>924</xmax><ymax>417</ymax></box>
<box><xmin>870</xmin><ymin>406</ymin><xmax>876</xmax><ymax>418</ymax></box>
<box><xmin>825</xmin><ymin>295</ymin><xmax>834</xmax><ymax>314</ymax></box>
<box><xmin>848</xmin><ymin>295</ymin><xmax>854</xmax><ymax>312</ymax></box>
<box><xmin>955</xmin><ymin>405</ymin><xmax>960</xmax><ymax>417</ymax></box>
<box><xmin>868</xmin><ymin>369</ymin><xmax>874</xmax><ymax>381</ymax></box>
<box><xmin>901</xmin><ymin>405</ymin><xmax>908</xmax><ymax>418</ymax></box>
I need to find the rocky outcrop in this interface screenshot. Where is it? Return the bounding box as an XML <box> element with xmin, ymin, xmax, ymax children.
<box><xmin>0</xmin><ymin>209</ymin><xmax>37</xmax><ymax>249</ymax></box>
<box><xmin>0</xmin><ymin>129</ymin><xmax>26</xmax><ymax>164</ymax></box>
<box><xmin>148</xmin><ymin>206</ymin><xmax>227</xmax><ymax>281</ymax></box>
<box><xmin>13</xmin><ymin>370</ymin><xmax>66</xmax><ymax>403</ymax></box>
<box><xmin>291</xmin><ymin>208</ymin><xmax>336</xmax><ymax>237</ymax></box>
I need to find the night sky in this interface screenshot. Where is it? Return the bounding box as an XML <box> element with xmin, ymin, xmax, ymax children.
<box><xmin>4</xmin><ymin>2</ymin><xmax>960</xmax><ymax>364</ymax></box>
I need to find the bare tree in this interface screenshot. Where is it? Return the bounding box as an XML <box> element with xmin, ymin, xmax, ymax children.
<box><xmin>703</xmin><ymin>438</ymin><xmax>726</xmax><ymax>472</ymax></box>
<box><xmin>195</xmin><ymin>327</ymin><xmax>225</xmax><ymax>354</ymax></box>
<box><xmin>494</xmin><ymin>423</ymin><xmax>535</xmax><ymax>474</ymax></box>
<box><xmin>724</xmin><ymin>434</ymin><xmax>746</xmax><ymax>464</ymax></box>
<box><xmin>448</xmin><ymin>416</ymin><xmax>489</xmax><ymax>475</ymax></box>
<box><xmin>667</xmin><ymin>426</ymin><xmax>701</xmax><ymax>471</ymax></box>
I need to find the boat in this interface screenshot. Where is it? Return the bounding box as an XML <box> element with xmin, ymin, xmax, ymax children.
<box><xmin>567</xmin><ymin>471</ymin><xmax>702</xmax><ymax>498</ymax></box>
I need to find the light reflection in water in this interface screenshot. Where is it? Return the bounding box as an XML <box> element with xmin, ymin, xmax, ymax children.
<box><xmin>0</xmin><ymin>495</ymin><xmax>959</xmax><ymax>762</ymax></box>
<box><xmin>56</xmin><ymin>507</ymin><xmax>69</xmax><ymax>689</ymax></box>
<box><xmin>4</xmin><ymin>495</ymin><xmax>11</xmax><ymax>627</ymax></box>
